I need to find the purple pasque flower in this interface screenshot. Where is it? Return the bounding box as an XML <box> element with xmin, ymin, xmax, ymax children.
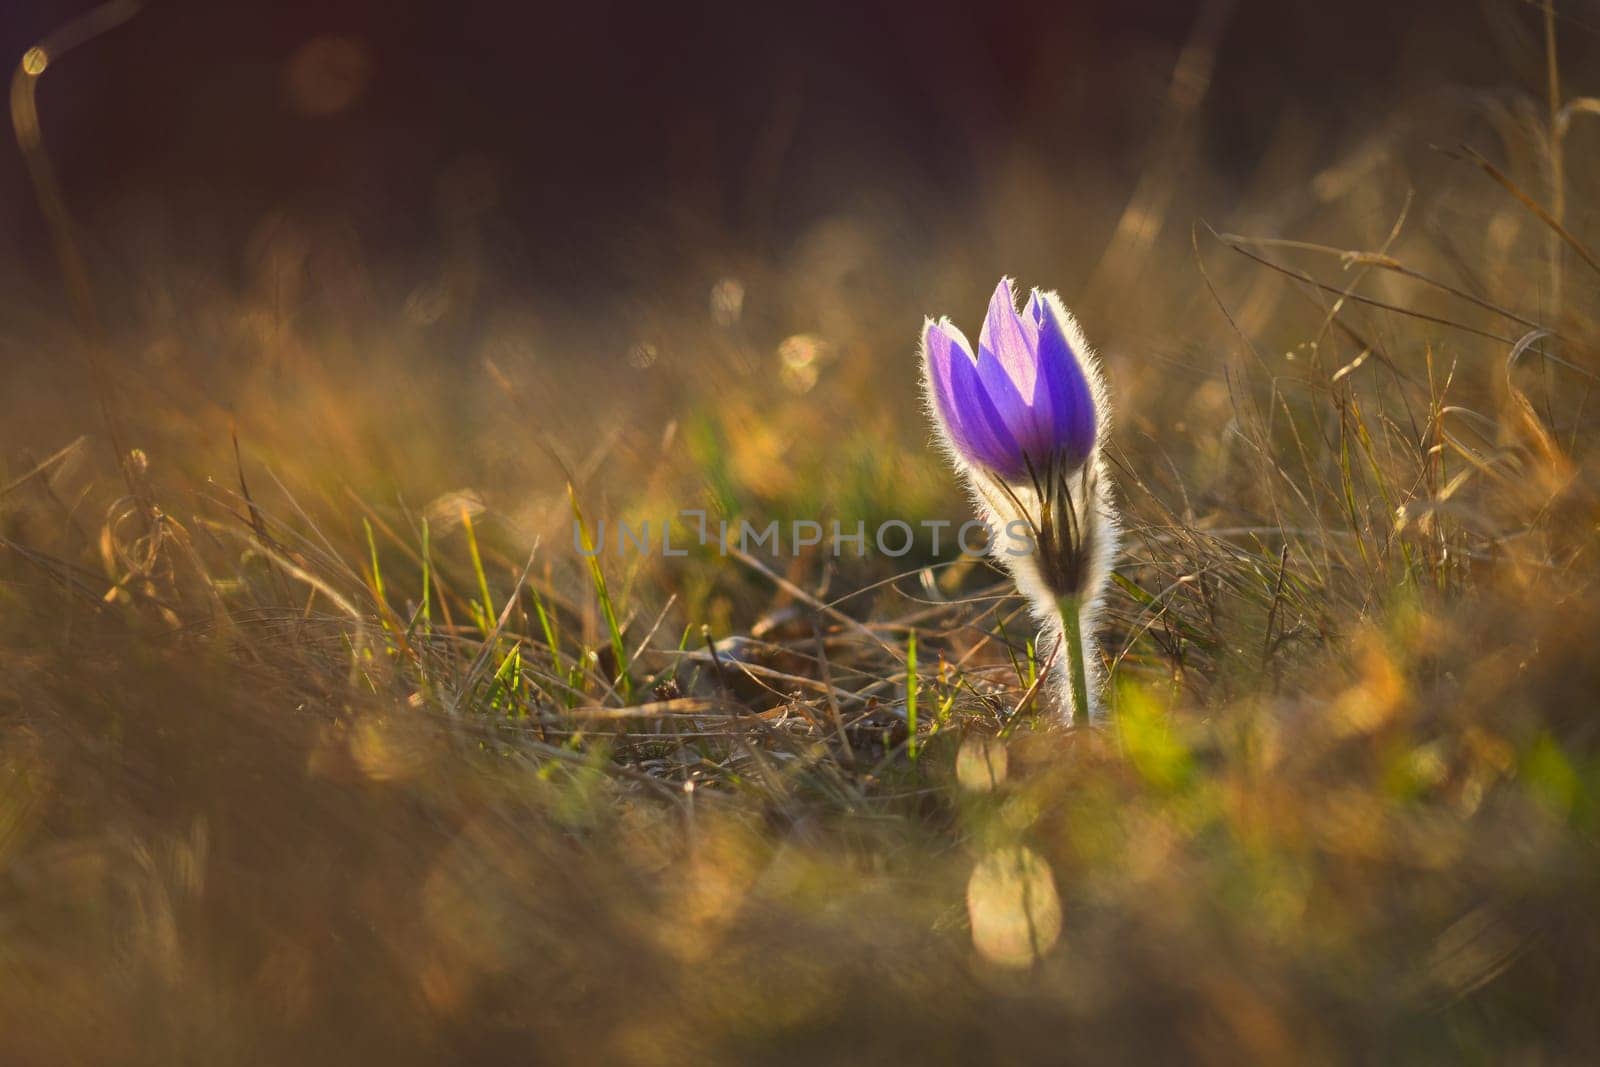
<box><xmin>920</xmin><ymin>278</ymin><xmax>1120</xmax><ymax>723</ymax></box>
<box><xmin>922</xmin><ymin>278</ymin><xmax>1098</xmax><ymax>484</ymax></box>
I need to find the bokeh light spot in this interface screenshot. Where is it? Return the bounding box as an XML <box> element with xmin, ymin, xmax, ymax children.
<box><xmin>777</xmin><ymin>333</ymin><xmax>827</xmax><ymax>394</ymax></box>
<box><xmin>955</xmin><ymin>735</ymin><xmax>1008</xmax><ymax>793</ymax></box>
<box><xmin>967</xmin><ymin>845</ymin><xmax>1062</xmax><ymax>968</ymax></box>
<box><xmin>710</xmin><ymin>277</ymin><xmax>745</xmax><ymax>326</ymax></box>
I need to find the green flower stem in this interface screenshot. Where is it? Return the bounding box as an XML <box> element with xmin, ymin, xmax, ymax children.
<box><xmin>1058</xmin><ymin>594</ymin><xmax>1089</xmax><ymax>727</ymax></box>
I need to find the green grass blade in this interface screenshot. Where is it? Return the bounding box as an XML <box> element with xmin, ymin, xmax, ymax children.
<box><xmin>568</xmin><ymin>484</ymin><xmax>632</xmax><ymax>702</ymax></box>
<box><xmin>906</xmin><ymin>628</ymin><xmax>919</xmax><ymax>761</ymax></box>
<box><xmin>461</xmin><ymin>506</ymin><xmax>495</xmax><ymax>637</ymax></box>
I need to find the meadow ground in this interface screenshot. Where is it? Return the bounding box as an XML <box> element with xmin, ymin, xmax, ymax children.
<box><xmin>3</xmin><ymin>3</ymin><xmax>1600</xmax><ymax>1064</ymax></box>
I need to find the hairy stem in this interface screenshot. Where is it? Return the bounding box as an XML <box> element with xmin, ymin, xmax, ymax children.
<box><xmin>1058</xmin><ymin>595</ymin><xmax>1090</xmax><ymax>726</ymax></box>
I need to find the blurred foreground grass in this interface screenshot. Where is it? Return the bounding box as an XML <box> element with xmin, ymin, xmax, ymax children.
<box><xmin>4</xmin><ymin>12</ymin><xmax>1600</xmax><ymax>1066</ymax></box>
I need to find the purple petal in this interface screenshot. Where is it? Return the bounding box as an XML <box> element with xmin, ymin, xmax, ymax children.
<box><xmin>1023</xmin><ymin>290</ymin><xmax>1047</xmax><ymax>328</ymax></box>
<box><xmin>978</xmin><ymin>279</ymin><xmax>1038</xmax><ymax>401</ymax></box>
<box><xmin>972</xmin><ymin>345</ymin><xmax>1033</xmax><ymax>470</ymax></box>
<box><xmin>925</xmin><ymin>319</ymin><xmax>1027</xmax><ymax>479</ymax></box>
<box><xmin>980</xmin><ymin>279</ymin><xmax>1068</xmax><ymax>471</ymax></box>
<box><xmin>1031</xmin><ymin>293</ymin><xmax>1098</xmax><ymax>469</ymax></box>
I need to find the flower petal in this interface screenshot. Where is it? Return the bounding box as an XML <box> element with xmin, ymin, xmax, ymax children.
<box><xmin>925</xmin><ymin>318</ymin><xmax>1026</xmax><ymax>479</ymax></box>
<box><xmin>978</xmin><ymin>279</ymin><xmax>1039</xmax><ymax>401</ymax></box>
<box><xmin>973</xmin><ymin>345</ymin><xmax>1034</xmax><ymax>471</ymax></box>
<box><xmin>1023</xmin><ymin>290</ymin><xmax>1046</xmax><ymax>329</ymax></box>
<box><xmin>981</xmin><ymin>279</ymin><xmax>1067</xmax><ymax>473</ymax></box>
<box><xmin>1032</xmin><ymin>292</ymin><xmax>1098</xmax><ymax>470</ymax></box>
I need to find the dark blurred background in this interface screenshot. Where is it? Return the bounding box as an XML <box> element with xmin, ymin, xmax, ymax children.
<box><xmin>1</xmin><ymin>0</ymin><xmax>1582</xmax><ymax>320</ymax></box>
